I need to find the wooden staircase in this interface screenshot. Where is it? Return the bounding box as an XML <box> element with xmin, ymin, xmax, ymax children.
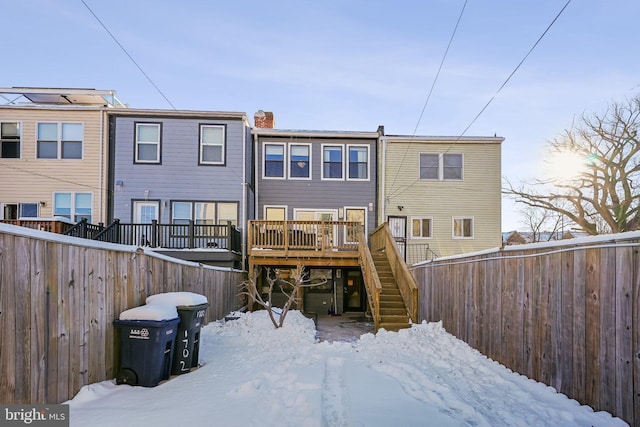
<box><xmin>371</xmin><ymin>250</ymin><xmax>411</xmax><ymax>332</ymax></box>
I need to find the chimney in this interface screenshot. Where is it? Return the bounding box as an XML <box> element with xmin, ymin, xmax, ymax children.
<box><xmin>254</xmin><ymin>110</ymin><xmax>275</xmax><ymax>128</ymax></box>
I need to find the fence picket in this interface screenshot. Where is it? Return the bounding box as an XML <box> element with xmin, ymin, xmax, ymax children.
<box><xmin>0</xmin><ymin>230</ymin><xmax>244</xmax><ymax>404</ymax></box>
<box><xmin>411</xmin><ymin>237</ymin><xmax>640</xmax><ymax>427</ymax></box>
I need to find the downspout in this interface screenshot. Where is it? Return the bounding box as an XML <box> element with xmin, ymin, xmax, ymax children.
<box><xmin>99</xmin><ymin>109</ymin><xmax>104</xmax><ymax>223</ymax></box>
<box><xmin>379</xmin><ymin>136</ymin><xmax>387</xmax><ymax>223</ymax></box>
<box><xmin>241</xmin><ymin>117</ymin><xmax>247</xmax><ymax>269</ymax></box>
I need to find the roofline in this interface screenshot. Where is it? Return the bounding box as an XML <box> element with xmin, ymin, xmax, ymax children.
<box><xmin>107</xmin><ymin>108</ymin><xmax>248</xmax><ymax>120</ymax></box>
<box><xmin>251</xmin><ymin>128</ymin><xmax>380</xmax><ymax>139</ymax></box>
<box><xmin>0</xmin><ymin>87</ymin><xmax>117</xmax><ymax>96</ymax></box>
<box><xmin>0</xmin><ymin>104</ymin><xmax>111</xmax><ymax>112</ymax></box>
<box><xmin>384</xmin><ymin>135</ymin><xmax>504</xmax><ymax>143</ymax></box>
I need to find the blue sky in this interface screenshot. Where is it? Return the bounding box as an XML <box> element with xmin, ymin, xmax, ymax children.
<box><xmin>5</xmin><ymin>0</ymin><xmax>640</xmax><ymax>231</ymax></box>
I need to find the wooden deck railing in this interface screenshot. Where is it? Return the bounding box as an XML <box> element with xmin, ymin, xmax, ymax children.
<box><xmin>248</xmin><ymin>220</ymin><xmax>363</xmax><ymax>253</ymax></box>
<box><xmin>371</xmin><ymin>223</ymin><xmax>419</xmax><ymax>322</ymax></box>
<box><xmin>1</xmin><ymin>218</ymin><xmax>74</xmax><ymax>234</ymax></box>
<box><xmin>358</xmin><ymin>231</ymin><xmax>382</xmax><ymax>330</ymax></box>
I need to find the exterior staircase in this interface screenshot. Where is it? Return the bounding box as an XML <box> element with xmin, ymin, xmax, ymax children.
<box><xmin>371</xmin><ymin>250</ymin><xmax>411</xmax><ymax>332</ymax></box>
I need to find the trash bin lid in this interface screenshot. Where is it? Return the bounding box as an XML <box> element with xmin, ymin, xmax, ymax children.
<box><xmin>119</xmin><ymin>304</ymin><xmax>179</xmax><ymax>321</ymax></box>
<box><xmin>146</xmin><ymin>292</ymin><xmax>208</xmax><ymax>307</ymax></box>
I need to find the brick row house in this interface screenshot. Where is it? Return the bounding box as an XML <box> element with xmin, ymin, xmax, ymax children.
<box><xmin>0</xmin><ymin>87</ymin><xmax>504</xmax><ymax>329</ymax></box>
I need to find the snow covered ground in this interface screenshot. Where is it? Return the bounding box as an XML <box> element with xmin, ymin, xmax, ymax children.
<box><xmin>67</xmin><ymin>311</ymin><xmax>628</xmax><ymax>427</ymax></box>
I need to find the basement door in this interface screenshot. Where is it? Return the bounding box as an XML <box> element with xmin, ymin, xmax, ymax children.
<box><xmin>387</xmin><ymin>215</ymin><xmax>407</xmax><ymax>261</ymax></box>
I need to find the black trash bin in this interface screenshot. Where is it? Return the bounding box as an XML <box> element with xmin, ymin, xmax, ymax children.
<box><xmin>114</xmin><ymin>317</ymin><xmax>179</xmax><ymax>387</ymax></box>
<box><xmin>172</xmin><ymin>302</ymin><xmax>209</xmax><ymax>375</ymax></box>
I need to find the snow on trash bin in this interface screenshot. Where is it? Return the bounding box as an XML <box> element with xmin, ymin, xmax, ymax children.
<box><xmin>114</xmin><ymin>304</ymin><xmax>180</xmax><ymax>387</ymax></box>
<box><xmin>146</xmin><ymin>292</ymin><xmax>209</xmax><ymax>375</ymax></box>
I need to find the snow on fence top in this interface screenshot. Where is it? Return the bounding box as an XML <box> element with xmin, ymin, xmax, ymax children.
<box><xmin>146</xmin><ymin>292</ymin><xmax>208</xmax><ymax>307</ymax></box>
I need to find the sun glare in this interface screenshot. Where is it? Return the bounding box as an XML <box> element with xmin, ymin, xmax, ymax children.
<box><xmin>544</xmin><ymin>150</ymin><xmax>588</xmax><ymax>183</ymax></box>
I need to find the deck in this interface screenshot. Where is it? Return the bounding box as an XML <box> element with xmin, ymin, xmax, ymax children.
<box><xmin>247</xmin><ymin>220</ymin><xmax>363</xmax><ymax>270</ymax></box>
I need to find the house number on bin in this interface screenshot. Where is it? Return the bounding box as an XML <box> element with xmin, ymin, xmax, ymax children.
<box><xmin>179</xmin><ymin>330</ymin><xmax>190</xmax><ymax>372</ymax></box>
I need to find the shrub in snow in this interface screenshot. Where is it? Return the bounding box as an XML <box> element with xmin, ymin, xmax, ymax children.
<box><xmin>240</xmin><ymin>267</ymin><xmax>326</xmax><ymax>329</ymax></box>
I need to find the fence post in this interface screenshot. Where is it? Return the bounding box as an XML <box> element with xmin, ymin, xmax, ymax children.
<box><xmin>151</xmin><ymin>220</ymin><xmax>158</xmax><ymax>247</ymax></box>
<box><xmin>188</xmin><ymin>220</ymin><xmax>195</xmax><ymax>248</ymax></box>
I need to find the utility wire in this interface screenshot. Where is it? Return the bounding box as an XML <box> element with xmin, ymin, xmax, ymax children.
<box><xmin>388</xmin><ymin>0</ymin><xmax>468</xmax><ymax>193</ymax></box>
<box><xmin>80</xmin><ymin>0</ymin><xmax>177</xmax><ymax>110</ymax></box>
<box><xmin>388</xmin><ymin>0</ymin><xmax>572</xmax><ymax>200</ymax></box>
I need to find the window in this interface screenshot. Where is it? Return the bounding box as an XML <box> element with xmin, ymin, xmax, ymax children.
<box><xmin>265</xmin><ymin>206</ymin><xmax>286</xmax><ymax>221</ymax></box>
<box><xmin>289</xmin><ymin>144</ymin><xmax>310</xmax><ymax>179</ymax></box>
<box><xmin>420</xmin><ymin>153</ymin><xmax>463</xmax><ymax>180</ymax></box>
<box><xmin>348</xmin><ymin>145</ymin><xmax>368</xmax><ymax>180</ymax></box>
<box><xmin>453</xmin><ymin>217</ymin><xmax>473</xmax><ymax>239</ymax></box>
<box><xmin>412</xmin><ymin>217</ymin><xmax>432</xmax><ymax>238</ymax></box>
<box><xmin>217</xmin><ymin>203</ymin><xmax>238</xmax><ymax>225</ymax></box>
<box><xmin>2</xmin><ymin>203</ymin><xmax>38</xmax><ymax>219</ymax></box>
<box><xmin>37</xmin><ymin>123</ymin><xmax>83</xmax><ymax>159</ymax></box>
<box><xmin>322</xmin><ymin>145</ymin><xmax>343</xmax><ymax>180</ymax></box>
<box><xmin>135</xmin><ymin>123</ymin><xmax>161</xmax><ymax>163</ymax></box>
<box><xmin>199</xmin><ymin>125</ymin><xmax>225</xmax><ymax>165</ymax></box>
<box><xmin>443</xmin><ymin>154</ymin><xmax>463</xmax><ymax>180</ymax></box>
<box><xmin>171</xmin><ymin>201</ymin><xmax>238</xmax><ymax>226</ymax></box>
<box><xmin>172</xmin><ymin>202</ymin><xmax>192</xmax><ymax>225</ymax></box>
<box><xmin>54</xmin><ymin>192</ymin><xmax>92</xmax><ymax>222</ymax></box>
<box><xmin>264</xmin><ymin>143</ymin><xmax>285</xmax><ymax>178</ymax></box>
<box><xmin>419</xmin><ymin>154</ymin><xmax>439</xmax><ymax>180</ymax></box>
<box><xmin>1</xmin><ymin>122</ymin><xmax>20</xmax><ymax>158</ymax></box>
<box><xmin>194</xmin><ymin>202</ymin><xmax>216</xmax><ymax>225</ymax></box>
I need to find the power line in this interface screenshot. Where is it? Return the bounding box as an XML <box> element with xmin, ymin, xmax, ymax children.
<box><xmin>388</xmin><ymin>0</ymin><xmax>468</xmax><ymax>193</ymax></box>
<box><xmin>387</xmin><ymin>0</ymin><xmax>572</xmax><ymax>200</ymax></box>
<box><xmin>80</xmin><ymin>0</ymin><xmax>177</xmax><ymax>110</ymax></box>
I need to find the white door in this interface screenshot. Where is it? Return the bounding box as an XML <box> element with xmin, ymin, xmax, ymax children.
<box><xmin>133</xmin><ymin>201</ymin><xmax>159</xmax><ymax>246</ymax></box>
<box><xmin>134</xmin><ymin>201</ymin><xmax>159</xmax><ymax>223</ymax></box>
<box><xmin>387</xmin><ymin>215</ymin><xmax>407</xmax><ymax>261</ymax></box>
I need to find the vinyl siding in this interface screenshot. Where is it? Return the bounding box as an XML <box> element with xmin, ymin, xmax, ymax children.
<box><xmin>256</xmin><ymin>135</ymin><xmax>378</xmax><ymax>235</ymax></box>
<box><xmin>0</xmin><ymin>107</ymin><xmax>108</xmax><ymax>222</ymax></box>
<box><xmin>111</xmin><ymin>115</ymin><xmax>248</xmax><ymax>223</ymax></box>
<box><xmin>383</xmin><ymin>138</ymin><xmax>502</xmax><ymax>257</ymax></box>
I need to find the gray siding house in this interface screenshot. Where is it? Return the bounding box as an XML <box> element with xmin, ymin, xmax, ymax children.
<box><xmin>108</xmin><ymin>109</ymin><xmax>253</xmax><ymax>267</ymax></box>
<box><xmin>250</xmin><ymin>121</ymin><xmax>381</xmax><ymax>315</ymax></box>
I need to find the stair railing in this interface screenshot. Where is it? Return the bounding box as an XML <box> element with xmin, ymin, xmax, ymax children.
<box><xmin>358</xmin><ymin>230</ymin><xmax>382</xmax><ymax>331</ymax></box>
<box><xmin>371</xmin><ymin>223</ymin><xmax>419</xmax><ymax>323</ymax></box>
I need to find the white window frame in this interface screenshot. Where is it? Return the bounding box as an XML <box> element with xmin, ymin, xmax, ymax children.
<box><xmin>452</xmin><ymin>216</ymin><xmax>474</xmax><ymax>239</ymax></box>
<box><xmin>419</xmin><ymin>153</ymin><xmax>464</xmax><ymax>181</ymax></box>
<box><xmin>1</xmin><ymin>121</ymin><xmax>21</xmax><ymax>159</ymax></box>
<box><xmin>288</xmin><ymin>143</ymin><xmax>312</xmax><ymax>180</ymax></box>
<box><xmin>411</xmin><ymin>216</ymin><xmax>433</xmax><ymax>239</ymax></box>
<box><xmin>199</xmin><ymin>124</ymin><xmax>226</xmax><ymax>165</ymax></box>
<box><xmin>135</xmin><ymin>122</ymin><xmax>161</xmax><ymax>164</ymax></box>
<box><xmin>263</xmin><ymin>142</ymin><xmax>286</xmax><ymax>179</ymax></box>
<box><xmin>0</xmin><ymin>202</ymin><xmax>39</xmax><ymax>220</ymax></box>
<box><xmin>53</xmin><ymin>192</ymin><xmax>93</xmax><ymax>222</ymax></box>
<box><xmin>346</xmin><ymin>144</ymin><xmax>370</xmax><ymax>181</ymax></box>
<box><xmin>36</xmin><ymin>122</ymin><xmax>84</xmax><ymax>160</ymax></box>
<box><xmin>321</xmin><ymin>144</ymin><xmax>344</xmax><ymax>181</ymax></box>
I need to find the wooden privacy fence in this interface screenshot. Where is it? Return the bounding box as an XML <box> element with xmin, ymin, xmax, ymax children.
<box><xmin>411</xmin><ymin>233</ymin><xmax>640</xmax><ymax>427</ymax></box>
<box><xmin>0</xmin><ymin>224</ymin><xmax>245</xmax><ymax>405</ymax></box>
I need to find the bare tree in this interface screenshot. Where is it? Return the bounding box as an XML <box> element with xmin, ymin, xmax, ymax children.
<box><xmin>504</xmin><ymin>95</ymin><xmax>640</xmax><ymax>235</ymax></box>
<box><xmin>519</xmin><ymin>205</ymin><xmax>563</xmax><ymax>242</ymax></box>
<box><xmin>239</xmin><ymin>266</ymin><xmax>326</xmax><ymax>329</ymax></box>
